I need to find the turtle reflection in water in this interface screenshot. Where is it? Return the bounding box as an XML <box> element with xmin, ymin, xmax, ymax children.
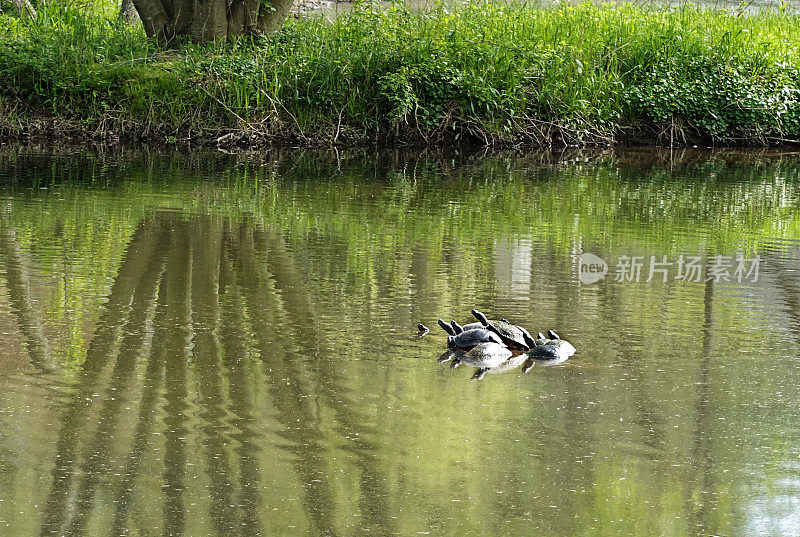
<box><xmin>471</xmin><ymin>353</ymin><xmax>534</xmax><ymax>380</ymax></box>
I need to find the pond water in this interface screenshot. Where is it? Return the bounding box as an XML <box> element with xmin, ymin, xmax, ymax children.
<box><xmin>0</xmin><ymin>147</ymin><xmax>799</xmax><ymax>537</ymax></box>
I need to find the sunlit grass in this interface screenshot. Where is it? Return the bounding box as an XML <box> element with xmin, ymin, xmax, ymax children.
<box><xmin>2</xmin><ymin>1</ymin><xmax>800</xmax><ymax>145</ymax></box>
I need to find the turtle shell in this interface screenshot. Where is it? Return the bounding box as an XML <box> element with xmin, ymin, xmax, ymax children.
<box><xmin>491</xmin><ymin>320</ymin><xmax>534</xmax><ymax>349</ymax></box>
<box><xmin>449</xmin><ymin>328</ymin><xmax>503</xmax><ymax>351</ymax></box>
<box><xmin>471</xmin><ymin>309</ymin><xmax>534</xmax><ymax>350</ymax></box>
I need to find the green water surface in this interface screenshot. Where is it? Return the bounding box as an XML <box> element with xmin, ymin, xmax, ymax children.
<box><xmin>0</xmin><ymin>147</ymin><xmax>799</xmax><ymax>537</ymax></box>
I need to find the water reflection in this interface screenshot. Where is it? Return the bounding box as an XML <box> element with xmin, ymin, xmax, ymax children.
<box><xmin>0</xmin><ymin>148</ymin><xmax>799</xmax><ymax>536</ymax></box>
<box><xmin>0</xmin><ymin>227</ymin><xmax>54</xmax><ymax>373</ymax></box>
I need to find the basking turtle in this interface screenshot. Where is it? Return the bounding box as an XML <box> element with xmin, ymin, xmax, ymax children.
<box><xmin>437</xmin><ymin>319</ymin><xmax>480</xmax><ymax>335</ymax></box>
<box><xmin>471</xmin><ymin>309</ymin><xmax>536</xmax><ymax>350</ymax></box>
<box><xmin>438</xmin><ymin>318</ymin><xmax>503</xmax><ymax>351</ymax></box>
<box><xmin>448</xmin><ymin>328</ymin><xmax>503</xmax><ymax>351</ymax></box>
<box><xmin>527</xmin><ymin>331</ymin><xmax>575</xmax><ymax>361</ymax></box>
<box><xmin>418</xmin><ymin>323</ymin><xmax>429</xmax><ymax>337</ymax></box>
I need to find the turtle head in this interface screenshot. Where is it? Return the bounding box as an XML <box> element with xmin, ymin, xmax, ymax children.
<box><xmin>522</xmin><ymin>331</ymin><xmax>537</xmax><ymax>349</ymax></box>
<box><xmin>547</xmin><ymin>329</ymin><xmax>560</xmax><ymax>340</ymax></box>
<box><xmin>438</xmin><ymin>319</ymin><xmax>456</xmax><ymax>336</ymax></box>
<box><xmin>450</xmin><ymin>320</ymin><xmax>463</xmax><ymax>334</ymax></box>
<box><xmin>471</xmin><ymin>309</ymin><xmax>489</xmax><ymax>327</ymax></box>
<box><xmin>537</xmin><ymin>332</ymin><xmax>545</xmax><ymax>340</ymax></box>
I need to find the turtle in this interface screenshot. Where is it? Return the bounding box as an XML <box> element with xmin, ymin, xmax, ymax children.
<box><xmin>418</xmin><ymin>323</ymin><xmax>429</xmax><ymax>337</ymax></box>
<box><xmin>438</xmin><ymin>319</ymin><xmax>503</xmax><ymax>351</ymax></box>
<box><xmin>448</xmin><ymin>328</ymin><xmax>503</xmax><ymax>351</ymax></box>
<box><xmin>471</xmin><ymin>309</ymin><xmax>536</xmax><ymax>350</ymax></box>
<box><xmin>527</xmin><ymin>330</ymin><xmax>575</xmax><ymax>361</ymax></box>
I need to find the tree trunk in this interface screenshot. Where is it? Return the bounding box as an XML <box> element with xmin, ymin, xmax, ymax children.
<box><xmin>118</xmin><ymin>0</ymin><xmax>139</xmax><ymax>23</ymax></box>
<box><xmin>132</xmin><ymin>0</ymin><xmax>170</xmax><ymax>40</ymax></box>
<box><xmin>192</xmin><ymin>0</ymin><xmax>228</xmax><ymax>42</ymax></box>
<box><xmin>257</xmin><ymin>0</ymin><xmax>295</xmax><ymax>35</ymax></box>
<box><xmin>1</xmin><ymin>0</ymin><xmax>37</xmax><ymax>19</ymax></box>
<box><xmin>132</xmin><ymin>0</ymin><xmax>292</xmax><ymax>43</ymax></box>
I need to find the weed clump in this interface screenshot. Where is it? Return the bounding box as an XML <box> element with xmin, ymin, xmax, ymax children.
<box><xmin>1</xmin><ymin>1</ymin><xmax>800</xmax><ymax>146</ymax></box>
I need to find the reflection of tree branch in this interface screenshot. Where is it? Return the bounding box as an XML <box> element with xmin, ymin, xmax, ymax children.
<box><xmin>162</xmin><ymin>217</ymin><xmax>193</xmax><ymax>537</ymax></box>
<box><xmin>251</xmin><ymin>223</ymin><xmax>396</xmax><ymax>535</ymax></box>
<box><xmin>227</xmin><ymin>222</ymin><xmax>340</xmax><ymax>537</ymax></box>
<box><xmin>597</xmin><ymin>281</ymin><xmax>667</xmax><ymax>450</ymax></box>
<box><xmin>219</xmin><ymin>241</ymin><xmax>265</xmax><ymax>537</ymax></box>
<box><xmin>0</xmin><ymin>226</ymin><xmax>55</xmax><ymax>373</ymax></box>
<box><xmin>689</xmin><ymin>270</ymin><xmax>716</xmax><ymax>535</ymax></box>
<box><xmin>253</xmin><ymin>226</ymin><xmax>318</xmax><ymax>351</ymax></box>
<box><xmin>190</xmin><ymin>216</ymin><xmax>238</xmax><ymax>535</ymax></box>
<box><xmin>39</xmin><ymin>218</ymin><xmax>159</xmax><ymax>537</ymax></box>
<box><xmin>64</xmin><ymin>228</ymin><xmax>168</xmax><ymax>537</ymax></box>
<box><xmin>761</xmin><ymin>248</ymin><xmax>800</xmax><ymax>345</ymax></box>
<box><xmin>111</xmin><ymin>266</ymin><xmax>169</xmax><ymax>535</ymax></box>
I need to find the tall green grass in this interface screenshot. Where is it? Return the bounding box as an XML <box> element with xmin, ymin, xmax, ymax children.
<box><xmin>2</xmin><ymin>1</ymin><xmax>800</xmax><ymax>146</ymax></box>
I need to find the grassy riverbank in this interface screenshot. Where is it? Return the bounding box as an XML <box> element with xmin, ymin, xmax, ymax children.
<box><xmin>1</xmin><ymin>1</ymin><xmax>800</xmax><ymax>147</ymax></box>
